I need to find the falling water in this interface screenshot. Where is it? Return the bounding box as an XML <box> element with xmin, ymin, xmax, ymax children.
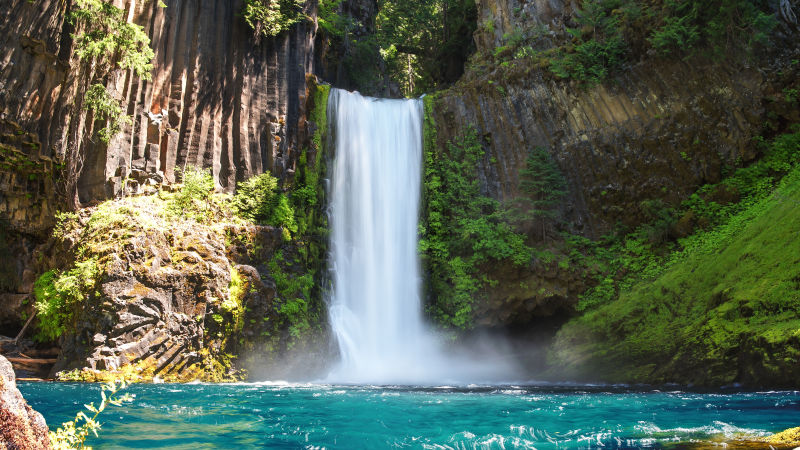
<box><xmin>326</xmin><ymin>89</ymin><xmax>517</xmax><ymax>384</ymax></box>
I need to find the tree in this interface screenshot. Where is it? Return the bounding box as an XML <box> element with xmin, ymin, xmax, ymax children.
<box><xmin>507</xmin><ymin>147</ymin><xmax>567</xmax><ymax>241</ymax></box>
<box><xmin>61</xmin><ymin>0</ymin><xmax>158</xmax><ymax>209</ymax></box>
<box><xmin>241</xmin><ymin>0</ymin><xmax>305</xmax><ymax>38</ymax></box>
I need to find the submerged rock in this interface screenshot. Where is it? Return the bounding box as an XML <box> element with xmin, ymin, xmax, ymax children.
<box><xmin>0</xmin><ymin>355</ymin><xmax>50</xmax><ymax>449</ymax></box>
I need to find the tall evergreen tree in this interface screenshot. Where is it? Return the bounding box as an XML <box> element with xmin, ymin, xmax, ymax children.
<box><xmin>507</xmin><ymin>147</ymin><xmax>567</xmax><ymax>240</ymax></box>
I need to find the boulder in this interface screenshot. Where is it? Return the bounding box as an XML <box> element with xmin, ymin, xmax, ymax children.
<box><xmin>0</xmin><ymin>355</ymin><xmax>51</xmax><ymax>449</ymax></box>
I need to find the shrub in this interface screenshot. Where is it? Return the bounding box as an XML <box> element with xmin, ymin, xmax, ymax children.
<box><xmin>241</xmin><ymin>0</ymin><xmax>305</xmax><ymax>37</ymax></box>
<box><xmin>49</xmin><ymin>378</ymin><xmax>134</xmax><ymax>450</ymax></box>
<box><xmin>34</xmin><ymin>259</ymin><xmax>100</xmax><ymax>342</ymax></box>
<box><xmin>232</xmin><ymin>172</ymin><xmax>279</xmax><ymax>222</ymax></box>
<box><xmin>232</xmin><ymin>173</ymin><xmax>298</xmax><ymax>239</ymax></box>
<box><xmin>167</xmin><ymin>166</ymin><xmax>214</xmax><ymax>220</ymax></box>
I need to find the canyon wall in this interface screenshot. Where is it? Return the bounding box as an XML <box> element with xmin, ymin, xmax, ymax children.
<box><xmin>0</xmin><ymin>0</ymin><xmax>321</xmax><ymax>233</ymax></box>
<box><xmin>0</xmin><ymin>0</ymin><xmax>325</xmax><ymax>339</ymax></box>
<box><xmin>430</xmin><ymin>0</ymin><xmax>799</xmax><ymax>327</ymax></box>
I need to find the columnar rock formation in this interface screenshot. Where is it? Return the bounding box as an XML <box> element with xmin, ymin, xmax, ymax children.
<box><xmin>0</xmin><ymin>0</ymin><xmax>320</xmax><ymax>232</ymax></box>
<box><xmin>430</xmin><ymin>0</ymin><xmax>799</xmax><ymax>326</ymax></box>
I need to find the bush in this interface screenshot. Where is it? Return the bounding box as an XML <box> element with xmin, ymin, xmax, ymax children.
<box><xmin>420</xmin><ymin>98</ymin><xmax>530</xmax><ymax>329</ymax></box>
<box><xmin>34</xmin><ymin>259</ymin><xmax>100</xmax><ymax>342</ymax></box>
<box><xmin>232</xmin><ymin>173</ymin><xmax>298</xmax><ymax>239</ymax></box>
<box><xmin>550</xmin><ymin>0</ymin><xmax>630</xmax><ymax>84</ymax></box>
<box><xmin>167</xmin><ymin>166</ymin><xmax>214</xmax><ymax>220</ymax></box>
<box><xmin>241</xmin><ymin>0</ymin><xmax>305</xmax><ymax>37</ymax></box>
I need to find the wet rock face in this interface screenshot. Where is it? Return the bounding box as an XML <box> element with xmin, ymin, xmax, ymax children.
<box><xmin>0</xmin><ymin>0</ymin><xmax>318</xmax><ymax>213</ymax></box>
<box><xmin>0</xmin><ymin>355</ymin><xmax>51</xmax><ymax>449</ymax></box>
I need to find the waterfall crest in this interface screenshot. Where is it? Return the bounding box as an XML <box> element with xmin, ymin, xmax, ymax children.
<box><xmin>325</xmin><ymin>89</ymin><xmax>517</xmax><ymax>384</ymax></box>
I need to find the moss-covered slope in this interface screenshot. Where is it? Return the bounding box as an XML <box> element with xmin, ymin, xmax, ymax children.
<box><xmin>549</xmin><ymin>167</ymin><xmax>800</xmax><ymax>387</ymax></box>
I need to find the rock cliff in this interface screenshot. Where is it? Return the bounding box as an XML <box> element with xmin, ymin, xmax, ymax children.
<box><xmin>0</xmin><ymin>0</ymin><xmax>319</xmax><ymax>228</ymax></box>
<box><xmin>428</xmin><ymin>0</ymin><xmax>799</xmax><ymax>329</ymax></box>
<box><xmin>0</xmin><ymin>0</ymin><xmax>326</xmax><ymax>355</ymax></box>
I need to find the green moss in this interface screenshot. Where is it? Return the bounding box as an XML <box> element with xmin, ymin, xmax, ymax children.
<box><xmin>550</xmin><ymin>165</ymin><xmax>800</xmax><ymax>385</ymax></box>
<box><xmin>222</xmin><ymin>267</ymin><xmax>246</xmax><ymax>333</ymax></box>
<box><xmin>420</xmin><ymin>95</ymin><xmax>530</xmax><ymax>330</ymax></box>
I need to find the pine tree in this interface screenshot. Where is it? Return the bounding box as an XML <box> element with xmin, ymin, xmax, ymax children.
<box><xmin>507</xmin><ymin>147</ymin><xmax>567</xmax><ymax>241</ymax></box>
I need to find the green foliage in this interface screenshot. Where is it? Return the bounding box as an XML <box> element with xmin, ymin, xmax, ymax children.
<box><xmin>49</xmin><ymin>379</ymin><xmax>134</xmax><ymax>450</ymax></box>
<box><xmin>231</xmin><ymin>172</ymin><xmax>297</xmax><ymax>239</ymax></box>
<box><xmin>551</xmin><ymin>165</ymin><xmax>800</xmax><ymax>385</ymax></box>
<box><xmin>232</xmin><ymin>172</ymin><xmax>279</xmax><ymax>222</ymax></box>
<box><xmin>548</xmin><ymin>0</ymin><xmax>777</xmax><ymax>84</ymax></box>
<box><xmin>550</xmin><ymin>0</ymin><xmax>631</xmax><ymax>84</ymax></box>
<box><xmin>320</xmin><ymin>0</ymin><xmax>477</xmax><ymax>96</ymax></box>
<box><xmin>71</xmin><ymin>0</ymin><xmax>155</xmax><ymax>79</ymax></box>
<box><xmin>648</xmin><ymin>0</ymin><xmax>776</xmax><ymax>56</ymax></box>
<box><xmin>506</xmin><ymin>147</ymin><xmax>567</xmax><ymax>239</ymax></box>
<box><xmin>241</xmin><ymin>0</ymin><xmax>305</xmax><ymax>37</ymax></box>
<box><xmin>34</xmin><ymin>259</ymin><xmax>100</xmax><ymax>342</ymax></box>
<box><xmin>377</xmin><ymin>0</ymin><xmax>477</xmax><ymax>95</ymax></box>
<box><xmin>222</xmin><ymin>267</ymin><xmax>246</xmax><ymax>333</ymax></box>
<box><xmin>569</xmin><ymin>127</ymin><xmax>800</xmax><ymax>313</ymax></box>
<box><xmin>420</xmin><ymin>96</ymin><xmax>530</xmax><ymax>329</ymax></box>
<box><xmin>70</xmin><ymin>0</ymin><xmax>155</xmax><ymax>142</ymax></box>
<box><xmin>83</xmin><ymin>83</ymin><xmax>131</xmax><ymax>143</ymax></box>
<box><xmin>268</xmin><ymin>251</ymin><xmax>314</xmax><ymax>341</ymax></box>
<box><xmin>167</xmin><ymin>166</ymin><xmax>215</xmax><ymax>220</ymax></box>
<box><xmin>291</xmin><ymin>85</ymin><xmax>330</xmax><ymax>237</ymax></box>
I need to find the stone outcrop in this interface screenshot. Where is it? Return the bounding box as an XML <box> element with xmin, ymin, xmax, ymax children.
<box><xmin>0</xmin><ymin>355</ymin><xmax>51</xmax><ymax>449</ymax></box>
<box><xmin>43</xmin><ymin>189</ymin><xmax>330</xmax><ymax>381</ymax></box>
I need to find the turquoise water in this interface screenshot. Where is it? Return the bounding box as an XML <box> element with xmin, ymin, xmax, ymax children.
<box><xmin>18</xmin><ymin>383</ymin><xmax>800</xmax><ymax>449</ymax></box>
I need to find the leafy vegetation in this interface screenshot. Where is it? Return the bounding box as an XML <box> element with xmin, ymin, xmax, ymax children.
<box><xmin>268</xmin><ymin>251</ymin><xmax>314</xmax><ymax>342</ymax></box>
<box><xmin>222</xmin><ymin>267</ymin><xmax>246</xmax><ymax>333</ymax></box>
<box><xmin>475</xmin><ymin>0</ymin><xmax>779</xmax><ymax>85</ymax></box>
<box><xmin>550</xmin><ymin>0</ymin><xmax>632</xmax><ymax>85</ymax></box>
<box><xmin>505</xmin><ymin>147</ymin><xmax>567</xmax><ymax>240</ymax></box>
<box><xmin>166</xmin><ymin>166</ymin><xmax>215</xmax><ymax>221</ymax></box>
<box><xmin>70</xmin><ymin>0</ymin><xmax>157</xmax><ymax>142</ymax></box>
<box><xmin>320</xmin><ymin>0</ymin><xmax>477</xmax><ymax>96</ymax></box>
<box><xmin>551</xmin><ymin>162</ymin><xmax>800</xmax><ymax>385</ymax></box>
<box><xmin>420</xmin><ymin>96</ymin><xmax>530</xmax><ymax>329</ymax></box>
<box><xmin>34</xmin><ymin>259</ymin><xmax>100</xmax><ymax>342</ymax></box>
<box><xmin>564</xmin><ymin>127</ymin><xmax>800</xmax><ymax>313</ymax></box>
<box><xmin>231</xmin><ymin>172</ymin><xmax>297</xmax><ymax>240</ymax></box>
<box><xmin>83</xmin><ymin>83</ymin><xmax>131</xmax><ymax>143</ymax></box>
<box><xmin>49</xmin><ymin>379</ymin><xmax>134</xmax><ymax>450</ymax></box>
<box><xmin>241</xmin><ymin>0</ymin><xmax>305</xmax><ymax>37</ymax></box>
<box><xmin>648</xmin><ymin>0</ymin><xmax>776</xmax><ymax>56</ymax></box>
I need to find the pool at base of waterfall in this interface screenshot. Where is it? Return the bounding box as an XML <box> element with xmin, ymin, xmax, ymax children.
<box><xmin>19</xmin><ymin>382</ymin><xmax>800</xmax><ymax>449</ymax></box>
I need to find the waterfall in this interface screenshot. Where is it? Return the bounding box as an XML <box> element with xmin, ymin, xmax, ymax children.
<box><xmin>325</xmin><ymin>89</ymin><xmax>517</xmax><ymax>385</ymax></box>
